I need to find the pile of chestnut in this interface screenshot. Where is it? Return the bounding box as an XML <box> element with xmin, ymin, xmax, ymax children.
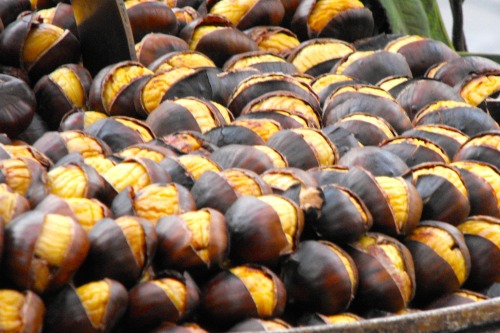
<box><xmin>0</xmin><ymin>0</ymin><xmax>499</xmax><ymax>332</ymax></box>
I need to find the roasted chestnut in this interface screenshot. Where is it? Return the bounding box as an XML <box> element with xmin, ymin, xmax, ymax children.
<box><xmin>154</xmin><ymin>208</ymin><xmax>229</xmax><ymax>273</ymax></box>
<box><xmin>453</xmin><ymin>131</ymin><xmax>500</xmax><ymax>170</ymax></box>
<box><xmin>135</xmin><ymin>33</ymin><xmax>189</xmax><ymax>67</ymax></box>
<box><xmin>0</xmin><ymin>289</ymin><xmax>45</xmax><ymax>333</ymax></box>
<box><xmin>338</xmin><ymin>146</ymin><xmax>409</xmax><ymax>177</ymax></box>
<box><xmin>281</xmin><ymin>240</ymin><xmax>358</xmax><ymax>314</ymax></box>
<box><xmin>244</xmin><ymin>25</ymin><xmax>300</xmax><ymax>56</ymax></box>
<box><xmin>225</xmin><ymin>194</ymin><xmax>304</xmax><ymax>265</ymax></box>
<box><xmin>3</xmin><ymin>210</ymin><xmax>89</xmax><ymax>295</ymax></box>
<box><xmin>0</xmin><ymin>183</ymin><xmax>31</xmax><ymax>225</ymax></box>
<box><xmin>159</xmin><ymin>154</ymin><xmax>221</xmax><ymax>190</ymax></box>
<box><xmin>404</xmin><ymin>221</ymin><xmax>471</xmax><ymax>306</ymax></box>
<box><xmin>44</xmin><ymin>279</ymin><xmax>128</xmax><ymax>333</ymax></box>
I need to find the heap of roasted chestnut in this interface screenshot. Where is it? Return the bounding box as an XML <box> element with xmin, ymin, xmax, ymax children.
<box><xmin>0</xmin><ymin>0</ymin><xmax>499</xmax><ymax>332</ymax></box>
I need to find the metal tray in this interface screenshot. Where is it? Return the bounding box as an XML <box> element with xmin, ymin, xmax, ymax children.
<box><xmin>270</xmin><ymin>297</ymin><xmax>500</xmax><ymax>333</ymax></box>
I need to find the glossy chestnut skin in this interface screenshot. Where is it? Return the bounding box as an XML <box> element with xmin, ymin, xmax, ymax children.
<box><xmin>0</xmin><ymin>73</ymin><xmax>36</xmax><ymax>139</ymax></box>
<box><xmin>191</xmin><ymin>168</ymin><xmax>272</xmax><ymax>213</ymax></box>
<box><xmin>338</xmin><ymin>146</ymin><xmax>409</xmax><ymax>177</ymax></box>
<box><xmin>224</xmin><ymin>195</ymin><xmax>304</xmax><ymax>266</ymax></box>
<box><xmin>228</xmin><ymin>318</ymin><xmax>292</xmax><ymax>332</ymax></box>
<box><xmin>126</xmin><ymin>1</ymin><xmax>177</xmax><ymax>43</ymax></box>
<box><xmin>33</xmin><ymin>64</ymin><xmax>92</xmax><ymax>130</ymax></box>
<box><xmin>313</xmin><ymin>184</ymin><xmax>372</xmax><ymax>243</ymax></box>
<box><xmin>127</xmin><ymin>271</ymin><xmax>200</xmax><ymax>330</ymax></box>
<box><xmin>458</xmin><ymin>216</ymin><xmax>500</xmax><ymax>291</ymax></box>
<box><xmin>403</xmin><ymin>163</ymin><xmax>470</xmax><ymax>226</ymax></box>
<box><xmin>136</xmin><ymin>33</ymin><xmax>189</xmax><ymax>67</ymax></box>
<box><xmin>320</xmin><ymin>125</ymin><xmax>362</xmax><ymax>158</ymax></box>
<box><xmin>424</xmin><ymin>289</ymin><xmax>488</xmax><ymax>310</ymax></box>
<box><xmin>0</xmin><ymin>0</ymin><xmax>31</xmax><ymax>27</ymax></box>
<box><xmin>154</xmin><ymin>208</ymin><xmax>229</xmax><ymax>274</ymax></box>
<box><xmin>207</xmin><ymin>0</ymin><xmax>285</xmax><ymax>30</ymax></box>
<box><xmin>453</xmin><ymin>131</ymin><xmax>500</xmax><ymax>170</ymax></box>
<box><xmin>201</xmin><ymin>264</ymin><xmax>286</xmax><ymax>325</ymax></box>
<box><xmin>335</xmin><ymin>113</ymin><xmax>397</xmax><ymax>146</ymax></box>
<box><xmin>404</xmin><ymin>221</ymin><xmax>471</xmax><ymax>307</ymax></box>
<box><xmin>0</xmin><ymin>289</ymin><xmax>45</xmax><ymax>333</ymax></box>
<box><xmin>346</xmin><ymin>233</ymin><xmax>416</xmax><ymax>313</ymax></box>
<box><xmin>74</xmin><ymin>216</ymin><xmax>157</xmax><ymax>288</ymax></box>
<box><xmin>426</xmin><ymin>56</ymin><xmax>500</xmax><ymax>87</ymax></box>
<box><xmin>44</xmin><ymin>279</ymin><xmax>128</xmax><ymax>333</ymax></box>
<box><xmin>281</xmin><ymin>240</ymin><xmax>358</xmax><ymax>315</ymax></box>
<box><xmin>3</xmin><ymin>210</ymin><xmax>89</xmax><ymax>295</ymax></box>
<box><xmin>210</xmin><ymin>144</ymin><xmax>287</xmax><ymax>174</ymax></box>
<box><xmin>179</xmin><ymin>14</ymin><xmax>260</xmax><ymax>68</ymax></box>
<box><xmin>290</xmin><ymin>0</ymin><xmax>374</xmax><ymax>42</ymax></box>
<box><xmin>380</xmin><ymin>136</ymin><xmax>450</xmax><ymax>168</ymax></box>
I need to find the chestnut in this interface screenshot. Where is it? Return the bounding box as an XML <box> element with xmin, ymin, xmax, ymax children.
<box><xmin>33</xmin><ymin>64</ymin><xmax>92</xmax><ymax>130</ymax></box>
<box><xmin>89</xmin><ymin>61</ymin><xmax>153</xmax><ymax>118</ymax></box>
<box><xmin>281</xmin><ymin>240</ymin><xmax>358</xmax><ymax>314</ymax></box>
<box><xmin>59</xmin><ymin>109</ymin><xmax>109</xmax><ymax>132</ymax></box>
<box><xmin>290</xmin><ymin>0</ymin><xmax>374</xmax><ymax>42</ymax></box>
<box><xmin>402</xmin><ymin>162</ymin><xmax>470</xmax><ymax>225</ymax></box>
<box><xmin>426</xmin><ymin>56</ymin><xmax>500</xmax><ymax>88</ymax></box>
<box><xmin>224</xmin><ymin>194</ymin><xmax>303</xmax><ymax>265</ymax></box>
<box><xmin>116</xmin><ymin>142</ymin><xmax>178</xmax><ymax>163</ymax></box>
<box><xmin>240</xmin><ymin>90</ymin><xmax>322</xmax><ymax>128</ymax></box>
<box><xmin>227</xmin><ymin>72</ymin><xmax>320</xmax><ymax>118</ymax></box>
<box><xmin>0</xmin><ymin>156</ymin><xmax>48</xmax><ymax>207</ymax></box>
<box><xmin>384</xmin><ymin>35</ymin><xmax>459</xmax><ymax>77</ymax></box>
<box><xmin>148</xmin><ymin>50</ymin><xmax>217</xmax><ymax>72</ymax></box>
<box><xmin>103</xmin><ymin>157</ymin><xmax>171</xmax><ymax>194</ymax></box>
<box><xmin>127</xmin><ymin>271</ymin><xmax>200</xmax><ymax>330</ymax></box>
<box><xmin>335</xmin><ymin>113</ymin><xmax>397</xmax><ymax>146</ymax></box>
<box><xmin>150</xmin><ymin>322</ymin><xmax>208</xmax><ymax>333</ymax></box>
<box><xmin>332</xmin><ymin>51</ymin><xmax>412</xmax><ymax>85</ymax></box>
<box><xmin>201</xmin><ymin>264</ymin><xmax>286</xmax><ymax>325</ymax></box>
<box><xmin>0</xmin><ymin>0</ymin><xmax>31</xmax><ymax>27</ymax></box>
<box><xmin>0</xmin><ymin>183</ymin><xmax>31</xmax><ymax>225</ymax></box>
<box><xmin>159</xmin><ymin>154</ymin><xmax>221</xmax><ymax>190</ymax></box>
<box><xmin>311</xmin><ymin>73</ymin><xmax>355</xmax><ymax>106</ymax></box>
<box><xmin>0</xmin><ymin>16</ymin><xmax>80</xmax><ymax>83</ymax></box>
<box><xmin>322</xmin><ymin>84</ymin><xmax>412</xmax><ymax>134</ymax></box>
<box><xmin>346</xmin><ymin>232</ymin><xmax>416</xmax><ymax>313</ymax></box>
<box><xmin>191</xmin><ymin>168</ymin><xmax>272</xmax><ymax>213</ymax></box>
<box><xmin>244</xmin><ymin>25</ymin><xmax>300</xmax><ymax>56</ymax></box>
<box><xmin>135</xmin><ymin>33</ymin><xmax>189</xmax><ymax>67</ymax></box>
<box><xmin>74</xmin><ymin>216</ymin><xmax>157</xmax><ymax>288</ymax></box>
<box><xmin>179</xmin><ymin>14</ymin><xmax>259</xmax><ymax>67</ymax></box>
<box><xmin>209</xmin><ymin>144</ymin><xmax>287</xmax><ymax>174</ymax></box>
<box><xmin>413</xmin><ymin>100</ymin><xmax>499</xmax><ymax>136</ymax></box>
<box><xmin>457</xmin><ymin>216</ymin><xmax>500</xmax><ymax>291</ymax></box>
<box><xmin>401</xmin><ymin>124</ymin><xmax>469</xmax><ymax>160</ymax></box>
<box><xmin>145</xmin><ymin>97</ymin><xmax>230</xmax><ymax>137</ymax></box>
<box><xmin>159</xmin><ymin>131</ymin><xmax>216</xmax><ymax>156</ymax></box>
<box><xmin>380</xmin><ymin>136</ymin><xmax>450</xmax><ymax>167</ymax></box>
<box><xmin>266</xmin><ymin>128</ymin><xmax>339</xmax><ymax>170</ymax></box>
<box><xmin>35</xmin><ymin>194</ymin><xmax>112</xmax><ymax>233</ymax></box>
<box><xmin>33</xmin><ymin>3</ymin><xmax>78</xmax><ymax>39</ymax></box>
<box><xmin>237</xmin><ymin>110</ymin><xmax>308</xmax><ymax>130</ymax></box>
<box><xmin>341</xmin><ymin>167</ymin><xmax>421</xmax><ymax>236</ymax></box>
<box><xmin>313</xmin><ymin>184</ymin><xmax>372</xmax><ymax>243</ymax></box>
<box><xmin>125</xmin><ymin>1</ymin><xmax>177</xmax><ymax>42</ymax></box>
<box><xmin>85</xmin><ymin>116</ymin><xmax>155</xmax><ymax>152</ymax></box>
<box><xmin>404</xmin><ymin>221</ymin><xmax>471</xmax><ymax>306</ymax></box>
<box><xmin>307</xmin><ymin>165</ymin><xmax>350</xmax><ymax>186</ymax></box>
<box><xmin>0</xmin><ymin>289</ymin><xmax>45</xmax><ymax>333</ymax></box>
<box><xmin>453</xmin><ymin>131</ymin><xmax>500</xmax><ymax>170</ymax></box>
<box><xmin>44</xmin><ymin>279</ymin><xmax>128</xmax><ymax>333</ymax></box>
<box><xmin>223</xmin><ymin>51</ymin><xmax>297</xmax><ymax>75</ymax></box>
<box><xmin>154</xmin><ymin>208</ymin><xmax>229</xmax><ymax>273</ymax></box>
<box><xmin>451</xmin><ymin>161</ymin><xmax>500</xmax><ymax>218</ymax></box>
<box><xmin>0</xmin><ymin>73</ymin><xmax>36</xmax><ymax>139</ymax></box>
<box><xmin>338</xmin><ymin>146</ymin><xmax>409</xmax><ymax>177</ymax></box>
<box><xmin>320</xmin><ymin>124</ymin><xmax>362</xmax><ymax>158</ymax></box>
<box><xmin>3</xmin><ymin>211</ymin><xmax>89</xmax><ymax>295</ymax></box>
<box><xmin>33</xmin><ymin>130</ymin><xmax>111</xmax><ymax>164</ymax></box>
<box><xmin>457</xmin><ymin>72</ymin><xmax>500</xmax><ymax>117</ymax></box>
<box><xmin>0</xmin><ymin>143</ymin><xmax>52</xmax><ymax>169</ymax></box>
<box><xmin>287</xmin><ymin>38</ymin><xmax>354</xmax><ymax>76</ymax></box>
<box><xmin>207</xmin><ymin>0</ymin><xmax>285</xmax><ymax>30</ymax></box>
<box><xmin>111</xmin><ymin>182</ymin><xmax>196</xmax><ymax>225</ymax></box>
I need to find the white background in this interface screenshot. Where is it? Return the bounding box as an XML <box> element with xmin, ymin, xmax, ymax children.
<box><xmin>437</xmin><ymin>0</ymin><xmax>500</xmax><ymax>53</ymax></box>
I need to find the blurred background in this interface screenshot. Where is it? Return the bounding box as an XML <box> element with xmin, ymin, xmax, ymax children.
<box><xmin>437</xmin><ymin>0</ymin><xmax>500</xmax><ymax>53</ymax></box>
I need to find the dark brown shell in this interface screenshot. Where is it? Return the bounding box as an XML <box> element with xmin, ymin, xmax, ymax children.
<box><xmin>380</xmin><ymin>136</ymin><xmax>449</xmax><ymax>168</ymax></box>
<box><xmin>44</xmin><ymin>279</ymin><xmax>128</xmax><ymax>333</ymax></box>
<box><xmin>347</xmin><ymin>232</ymin><xmax>416</xmax><ymax>313</ymax></box>
<box><xmin>224</xmin><ymin>195</ymin><xmax>303</xmax><ymax>265</ymax></box>
<box><xmin>453</xmin><ymin>131</ymin><xmax>500</xmax><ymax>170</ymax></box>
<box><xmin>404</xmin><ymin>220</ymin><xmax>471</xmax><ymax>306</ymax></box>
<box><xmin>281</xmin><ymin>240</ymin><xmax>358</xmax><ymax>314</ymax></box>
<box><xmin>154</xmin><ymin>208</ymin><xmax>229</xmax><ymax>273</ymax></box>
<box><xmin>136</xmin><ymin>33</ymin><xmax>189</xmax><ymax>67</ymax></box>
<box><xmin>0</xmin><ymin>0</ymin><xmax>31</xmax><ymax>26</ymax></box>
<box><xmin>338</xmin><ymin>146</ymin><xmax>408</xmax><ymax>177</ymax></box>
<box><xmin>33</xmin><ymin>64</ymin><xmax>92</xmax><ymax>130</ymax></box>
<box><xmin>127</xmin><ymin>1</ymin><xmax>177</xmax><ymax>43</ymax></box>
<box><xmin>84</xmin><ymin>117</ymin><xmax>147</xmax><ymax>153</ymax></box>
<box><xmin>320</xmin><ymin>125</ymin><xmax>362</xmax><ymax>158</ymax></box>
<box><xmin>0</xmin><ymin>73</ymin><xmax>36</xmax><ymax>138</ymax></box>
<box><xmin>291</xmin><ymin>1</ymin><xmax>374</xmax><ymax>42</ymax></box>
<box><xmin>426</xmin><ymin>56</ymin><xmax>500</xmax><ymax>87</ymax></box>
